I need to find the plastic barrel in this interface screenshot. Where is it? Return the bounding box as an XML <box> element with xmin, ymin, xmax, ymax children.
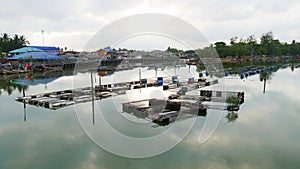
<box><xmin>199</xmin><ymin>72</ymin><xmax>203</xmax><ymax>77</ymax></box>
<box><xmin>157</xmin><ymin>77</ymin><xmax>163</xmax><ymax>86</ymax></box>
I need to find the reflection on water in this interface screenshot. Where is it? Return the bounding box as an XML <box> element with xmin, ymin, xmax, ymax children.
<box><xmin>0</xmin><ymin>65</ymin><xmax>300</xmax><ymax>168</ymax></box>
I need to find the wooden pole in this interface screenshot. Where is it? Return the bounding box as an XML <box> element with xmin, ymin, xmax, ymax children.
<box><xmin>91</xmin><ymin>73</ymin><xmax>95</xmax><ymax>125</ymax></box>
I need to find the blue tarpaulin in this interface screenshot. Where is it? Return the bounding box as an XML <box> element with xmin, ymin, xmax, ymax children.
<box><xmin>7</xmin><ymin>52</ymin><xmax>62</xmax><ymax>60</ymax></box>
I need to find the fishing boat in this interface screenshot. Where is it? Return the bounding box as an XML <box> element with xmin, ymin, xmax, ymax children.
<box><xmin>0</xmin><ymin>64</ymin><xmax>32</xmax><ymax>75</ymax></box>
<box><xmin>32</xmin><ymin>63</ymin><xmax>63</xmax><ymax>71</ymax></box>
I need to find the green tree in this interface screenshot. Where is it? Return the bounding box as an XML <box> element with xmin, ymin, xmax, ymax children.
<box><xmin>260</xmin><ymin>32</ymin><xmax>274</xmax><ymax>56</ymax></box>
<box><xmin>260</xmin><ymin>71</ymin><xmax>273</xmax><ymax>93</ymax></box>
<box><xmin>230</xmin><ymin>36</ymin><xmax>238</xmax><ymax>45</ymax></box>
<box><xmin>0</xmin><ymin>47</ymin><xmax>3</xmax><ymax>57</ymax></box>
<box><xmin>289</xmin><ymin>40</ymin><xmax>300</xmax><ymax>56</ymax></box>
<box><xmin>214</xmin><ymin>41</ymin><xmax>228</xmax><ymax>58</ymax></box>
<box><xmin>270</xmin><ymin>39</ymin><xmax>282</xmax><ymax>56</ymax></box>
<box><xmin>166</xmin><ymin>46</ymin><xmax>179</xmax><ymax>53</ymax></box>
<box><xmin>0</xmin><ymin>33</ymin><xmax>30</xmax><ymax>53</ymax></box>
<box><xmin>211</xmin><ymin>31</ymin><xmax>300</xmax><ymax>58</ymax></box>
<box><xmin>184</xmin><ymin>50</ymin><xmax>195</xmax><ymax>54</ymax></box>
<box><xmin>226</xmin><ymin>95</ymin><xmax>239</xmax><ymax>105</ymax></box>
<box><xmin>247</xmin><ymin>35</ymin><xmax>257</xmax><ymax>58</ymax></box>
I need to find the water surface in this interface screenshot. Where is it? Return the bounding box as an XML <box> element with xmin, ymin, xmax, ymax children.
<box><xmin>0</xmin><ymin>66</ymin><xmax>300</xmax><ymax>169</ymax></box>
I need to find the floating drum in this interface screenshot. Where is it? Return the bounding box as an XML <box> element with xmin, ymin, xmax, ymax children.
<box><xmin>163</xmin><ymin>85</ymin><xmax>169</xmax><ymax>90</ymax></box>
<box><xmin>172</xmin><ymin>76</ymin><xmax>178</xmax><ymax>84</ymax></box>
<box><xmin>141</xmin><ymin>79</ymin><xmax>147</xmax><ymax>84</ymax></box>
<box><xmin>147</xmin><ymin>83</ymin><xmax>153</xmax><ymax>87</ymax></box>
<box><xmin>188</xmin><ymin>77</ymin><xmax>194</xmax><ymax>83</ymax></box>
<box><xmin>157</xmin><ymin>77</ymin><xmax>163</xmax><ymax>86</ymax></box>
<box><xmin>199</xmin><ymin>72</ymin><xmax>203</xmax><ymax>77</ymax></box>
<box><xmin>197</xmin><ymin>108</ymin><xmax>207</xmax><ymax>116</ymax></box>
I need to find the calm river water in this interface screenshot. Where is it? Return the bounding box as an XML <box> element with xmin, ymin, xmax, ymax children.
<box><xmin>0</xmin><ymin>65</ymin><xmax>300</xmax><ymax>169</ymax></box>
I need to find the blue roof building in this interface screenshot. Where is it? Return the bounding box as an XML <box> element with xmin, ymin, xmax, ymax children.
<box><xmin>7</xmin><ymin>52</ymin><xmax>62</xmax><ymax>60</ymax></box>
<box><xmin>9</xmin><ymin>47</ymin><xmax>44</xmax><ymax>54</ymax></box>
<box><xmin>9</xmin><ymin>46</ymin><xmax>60</xmax><ymax>55</ymax></box>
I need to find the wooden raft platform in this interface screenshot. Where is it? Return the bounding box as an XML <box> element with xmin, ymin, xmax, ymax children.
<box><xmin>122</xmin><ymin>90</ymin><xmax>244</xmax><ymax>126</ymax></box>
<box><xmin>15</xmin><ymin>77</ymin><xmax>220</xmax><ymax>110</ymax></box>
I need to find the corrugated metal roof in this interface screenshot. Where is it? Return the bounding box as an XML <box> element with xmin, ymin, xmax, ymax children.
<box><xmin>9</xmin><ymin>47</ymin><xmax>44</xmax><ymax>53</ymax></box>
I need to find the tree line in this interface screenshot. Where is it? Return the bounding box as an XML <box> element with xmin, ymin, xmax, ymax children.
<box><xmin>0</xmin><ymin>33</ymin><xmax>30</xmax><ymax>56</ymax></box>
<box><xmin>214</xmin><ymin>32</ymin><xmax>300</xmax><ymax>58</ymax></box>
<box><xmin>167</xmin><ymin>32</ymin><xmax>300</xmax><ymax>58</ymax></box>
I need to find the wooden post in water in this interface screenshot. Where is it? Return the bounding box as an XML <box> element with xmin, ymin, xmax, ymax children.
<box><xmin>23</xmin><ymin>87</ymin><xmax>26</xmax><ymax>122</ymax></box>
<box><xmin>139</xmin><ymin>69</ymin><xmax>142</xmax><ymax>93</ymax></box>
<box><xmin>91</xmin><ymin>73</ymin><xmax>95</xmax><ymax>125</ymax></box>
<box><xmin>99</xmin><ymin>74</ymin><xmax>102</xmax><ymax>86</ymax></box>
<box><xmin>263</xmin><ymin>78</ymin><xmax>266</xmax><ymax>94</ymax></box>
<box><xmin>139</xmin><ymin>69</ymin><xmax>141</xmax><ymax>84</ymax></box>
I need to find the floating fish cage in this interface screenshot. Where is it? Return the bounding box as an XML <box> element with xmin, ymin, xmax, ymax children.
<box><xmin>122</xmin><ymin>92</ymin><xmax>243</xmax><ymax>127</ymax></box>
<box><xmin>15</xmin><ymin>74</ymin><xmax>222</xmax><ymax>112</ymax></box>
<box><xmin>15</xmin><ymin>87</ymin><xmax>117</xmax><ymax>110</ymax></box>
<box><xmin>122</xmin><ymin>98</ymin><xmax>208</xmax><ymax>126</ymax></box>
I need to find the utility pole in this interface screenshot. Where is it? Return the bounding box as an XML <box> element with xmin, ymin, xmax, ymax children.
<box><xmin>41</xmin><ymin>30</ymin><xmax>45</xmax><ymax>46</ymax></box>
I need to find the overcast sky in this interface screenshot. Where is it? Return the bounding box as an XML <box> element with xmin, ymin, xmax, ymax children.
<box><xmin>1</xmin><ymin>0</ymin><xmax>300</xmax><ymax>50</ymax></box>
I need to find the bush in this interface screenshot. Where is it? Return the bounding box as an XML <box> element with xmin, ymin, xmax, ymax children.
<box><xmin>226</xmin><ymin>95</ymin><xmax>239</xmax><ymax>105</ymax></box>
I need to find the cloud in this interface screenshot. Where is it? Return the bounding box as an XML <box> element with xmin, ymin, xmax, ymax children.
<box><xmin>1</xmin><ymin>0</ymin><xmax>300</xmax><ymax>50</ymax></box>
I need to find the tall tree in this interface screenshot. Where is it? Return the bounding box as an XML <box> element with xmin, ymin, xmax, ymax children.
<box><xmin>247</xmin><ymin>35</ymin><xmax>257</xmax><ymax>57</ymax></box>
<box><xmin>260</xmin><ymin>32</ymin><xmax>274</xmax><ymax>56</ymax></box>
<box><xmin>230</xmin><ymin>36</ymin><xmax>238</xmax><ymax>45</ymax></box>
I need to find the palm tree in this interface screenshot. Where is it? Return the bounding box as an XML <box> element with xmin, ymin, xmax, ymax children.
<box><xmin>0</xmin><ymin>33</ymin><xmax>10</xmax><ymax>42</ymax></box>
<box><xmin>0</xmin><ymin>33</ymin><xmax>30</xmax><ymax>52</ymax></box>
<box><xmin>260</xmin><ymin>71</ymin><xmax>272</xmax><ymax>93</ymax></box>
<box><xmin>19</xmin><ymin>35</ymin><xmax>30</xmax><ymax>46</ymax></box>
<box><xmin>0</xmin><ymin>33</ymin><xmax>10</xmax><ymax>52</ymax></box>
